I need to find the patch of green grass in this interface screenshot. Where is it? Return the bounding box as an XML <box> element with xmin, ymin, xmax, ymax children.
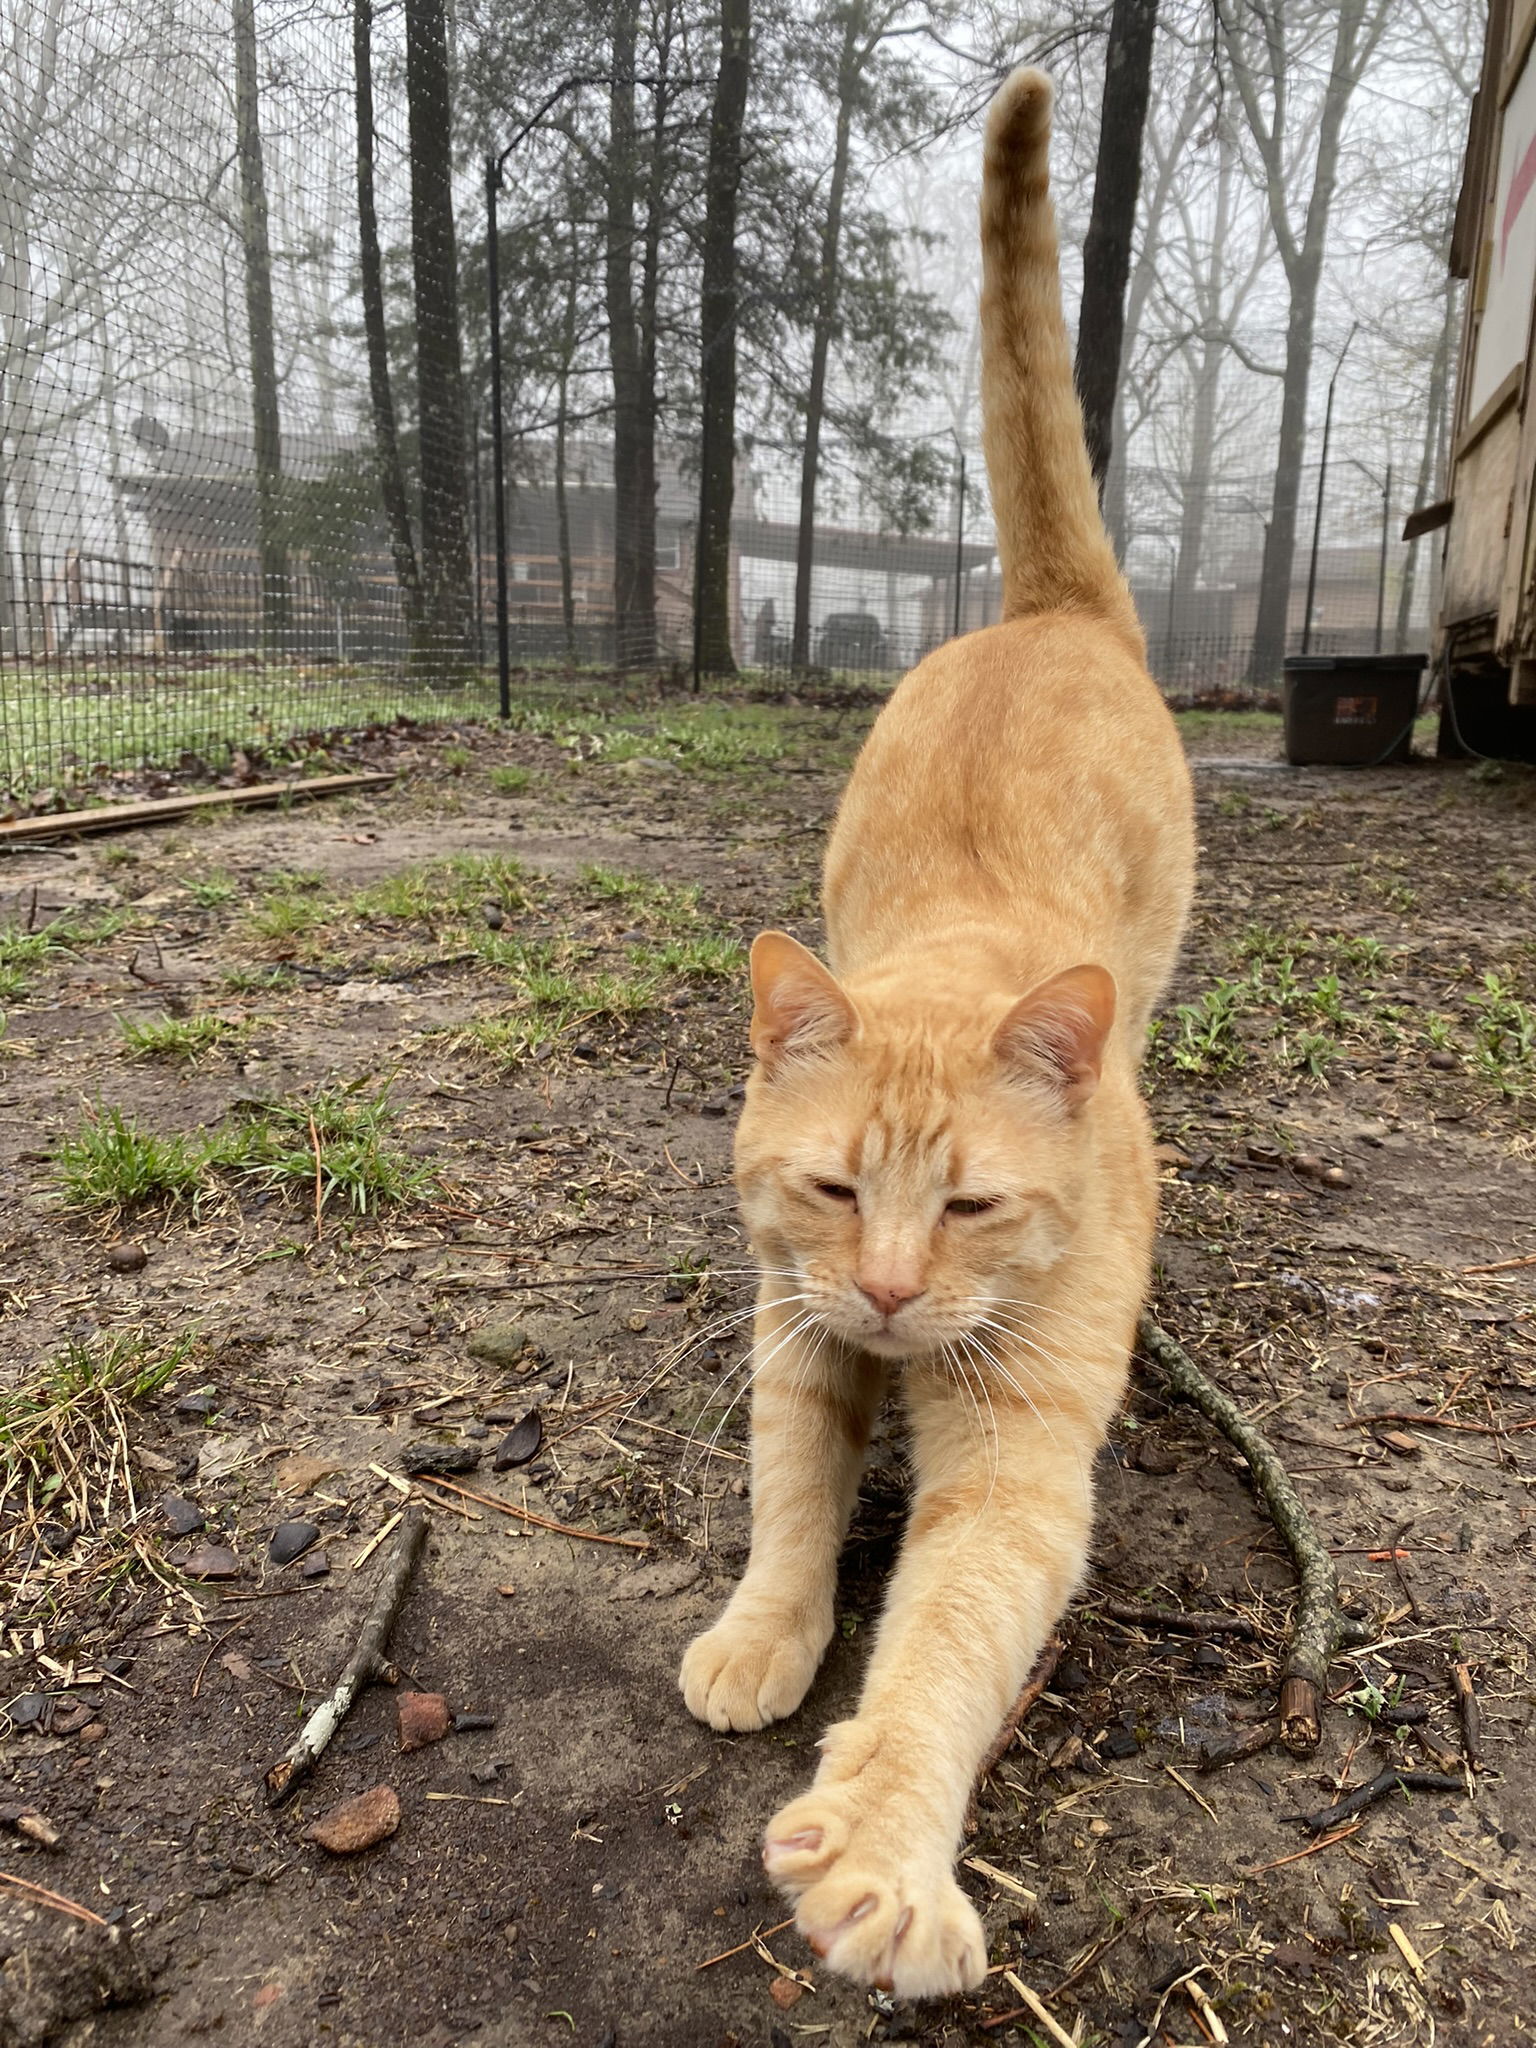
<box><xmin>353</xmin><ymin>853</ymin><xmax>530</xmax><ymax>926</ymax></box>
<box><xmin>0</xmin><ymin>908</ymin><xmax>129</xmax><ymax>997</ymax></box>
<box><xmin>221</xmin><ymin>1087</ymin><xmax>436</xmax><ymax>1213</ymax></box>
<box><xmin>441</xmin><ymin>1013</ymin><xmax>561</xmax><ymax>1069</ymax></box>
<box><xmin>581</xmin><ymin>864</ymin><xmax>700</xmax><ymax>931</ymax></box>
<box><xmin>98</xmin><ymin>844</ymin><xmax>139</xmax><ymax>870</ymax></box>
<box><xmin>222</xmin><ymin>964</ymin><xmax>297</xmax><ymax>995</ymax></box>
<box><xmin>490</xmin><ymin>764</ymin><xmax>532</xmax><ymax>795</ymax></box>
<box><xmin>1175</xmin><ymin>709</ymin><xmax>1283</xmax><ymax>744</ymax></box>
<box><xmin>54</xmin><ymin>1086</ymin><xmax>434</xmax><ymax>1216</ymax></box>
<box><xmin>55</xmin><ymin>1105</ymin><xmax>208</xmax><ymax>1213</ymax></box>
<box><xmin>1468</xmin><ymin>973</ymin><xmax>1536</xmax><ymax>1095</ymax></box>
<box><xmin>1289</xmin><ymin>1030</ymin><xmax>1341</xmax><ymax>1082</ymax></box>
<box><xmin>245</xmin><ymin>880</ymin><xmax>332</xmax><ymax>941</ymax></box>
<box><xmin>184</xmin><ymin>871</ymin><xmax>239</xmax><ymax>908</ymax></box>
<box><xmin>116</xmin><ymin>1012</ymin><xmax>246</xmax><ymax>1065</ymax></box>
<box><xmin>442</xmin><ymin>746</ymin><xmax>472</xmax><ymax>774</ymax></box>
<box><xmin>1151</xmin><ymin>983</ymin><xmax>1247</xmax><ymax>1078</ymax></box>
<box><xmin>634</xmin><ymin>933</ymin><xmax>746</xmax><ymax>980</ymax></box>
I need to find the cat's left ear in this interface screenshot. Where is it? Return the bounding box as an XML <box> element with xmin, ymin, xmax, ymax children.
<box><xmin>993</xmin><ymin>964</ymin><xmax>1116</xmax><ymax>1107</ymax></box>
<box><xmin>749</xmin><ymin>930</ymin><xmax>857</xmax><ymax>1069</ymax></box>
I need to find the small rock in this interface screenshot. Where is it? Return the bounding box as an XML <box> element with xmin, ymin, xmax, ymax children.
<box><xmin>1192</xmin><ymin>1643</ymin><xmax>1226</xmax><ymax>1672</ymax></box>
<box><xmin>1320</xmin><ymin>1166</ymin><xmax>1353</xmax><ymax>1190</ymax></box>
<box><xmin>78</xmin><ymin>1721</ymin><xmax>108</xmax><ymax>1742</ymax></box>
<box><xmin>482</xmin><ymin>1405</ymin><xmax>523</xmax><ymax>1426</ymax></box>
<box><xmin>1132</xmin><ymin>1439</ymin><xmax>1180</xmax><ymax>1477</ymax></box>
<box><xmin>492</xmin><ymin>1411</ymin><xmax>543</xmax><ymax>1471</ymax></box>
<box><xmin>466</xmin><ymin>1322</ymin><xmax>539</xmax><ymax>1369</ymax></box>
<box><xmin>470</xmin><ymin>1762</ymin><xmax>501</xmax><ymax>1786</ymax></box>
<box><xmin>178</xmin><ymin>1541</ymin><xmax>241</xmax><ymax>1581</ymax></box>
<box><xmin>399</xmin><ymin>1443</ymin><xmax>481</xmax><ymax>1478</ymax></box>
<box><xmin>298</xmin><ymin>1549</ymin><xmax>331</xmax><ymax>1579</ymax></box>
<box><xmin>304</xmin><ymin>1784</ymin><xmax>400</xmax><ymax>1854</ymax></box>
<box><xmin>699</xmin><ymin>1099</ymin><xmax>728</xmax><ymax>1119</ymax></box>
<box><xmin>625</xmin><ymin>1311</ymin><xmax>649</xmax><ymax>1334</ymax></box>
<box><xmin>618</xmin><ymin>928</ymin><xmax>646</xmax><ymax>944</ymax></box>
<box><xmin>481</xmin><ymin>901</ymin><xmax>505</xmax><ymax>930</ymax></box>
<box><xmin>1245</xmin><ymin>1141</ymin><xmax>1283</xmax><ymax>1166</ymax></box>
<box><xmin>269</xmin><ymin>1520</ymin><xmax>321</xmax><ymax>1566</ymax></box>
<box><xmin>1292</xmin><ymin>1154</ymin><xmax>1327</xmax><ymax>1180</ymax></box>
<box><xmin>160</xmin><ymin>1494</ymin><xmax>205</xmax><ymax>1536</ymax></box>
<box><xmin>176</xmin><ymin>1389</ymin><xmax>218</xmax><ymax>1417</ymax></box>
<box><xmin>452</xmin><ymin>1713</ymin><xmax>497</xmax><ymax>1733</ymax></box>
<box><xmin>464</xmin><ymin>1422</ymin><xmax>489</xmax><ymax>1440</ymax></box>
<box><xmin>107</xmin><ymin>1243</ymin><xmax>148</xmax><ymax>1274</ymax></box>
<box><xmin>769</xmin><ymin>1977</ymin><xmax>804</xmax><ymax>2011</ymax></box>
<box><xmin>1269</xmin><ymin>1940</ymin><xmax>1315</xmax><ymax>1979</ymax></box>
<box><xmin>4</xmin><ymin>1693</ymin><xmax>48</xmax><ymax>1731</ymax></box>
<box><xmin>1327</xmin><ymin>1378</ymin><xmax>1350</xmax><ymax>1400</ymax></box>
<box><xmin>1101</xmin><ymin>1726</ymin><xmax>1140</xmax><ymax>1761</ymax></box>
<box><xmin>1427</xmin><ymin>1050</ymin><xmax>1457</xmax><ymax>1071</ymax></box>
<box><xmin>398</xmin><ymin>1691</ymin><xmax>453</xmax><ymax>1752</ymax></box>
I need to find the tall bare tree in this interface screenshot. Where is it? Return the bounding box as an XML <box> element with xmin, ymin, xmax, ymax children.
<box><xmin>1219</xmin><ymin>0</ymin><xmax>1390</xmax><ymax>682</ymax></box>
<box><xmin>1074</xmin><ymin>0</ymin><xmax>1159</xmax><ymax>498</ymax></box>
<box><xmin>405</xmin><ymin>0</ymin><xmax>474</xmax><ymax>666</ymax></box>
<box><xmin>695</xmin><ymin>0</ymin><xmax>751</xmax><ymax>676</ymax></box>
<box><xmin>355</xmin><ymin>0</ymin><xmax>423</xmax><ymax>652</ymax></box>
<box><xmin>233</xmin><ymin>0</ymin><xmax>287</xmax><ymax>646</ymax></box>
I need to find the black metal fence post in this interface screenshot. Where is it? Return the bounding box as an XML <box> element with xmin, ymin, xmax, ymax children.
<box><xmin>485</xmin><ymin>156</ymin><xmax>511</xmax><ymax>720</ymax></box>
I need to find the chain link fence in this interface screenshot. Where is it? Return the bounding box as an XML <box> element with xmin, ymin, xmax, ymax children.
<box><xmin>0</xmin><ymin>0</ymin><xmax>1436</xmax><ymax>803</ymax></box>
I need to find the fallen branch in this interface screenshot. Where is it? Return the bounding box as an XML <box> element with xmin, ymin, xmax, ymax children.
<box><xmin>977</xmin><ymin>1635</ymin><xmax>1065</xmax><ymax>1781</ymax></box>
<box><xmin>1138</xmin><ymin>1313</ymin><xmax>1371</xmax><ymax>1754</ymax></box>
<box><xmin>264</xmin><ymin>1506</ymin><xmax>427</xmax><ymax>1805</ymax></box>
<box><xmin>1338</xmin><ymin>1412</ymin><xmax>1536</xmax><ymax>1438</ymax></box>
<box><xmin>1290</xmin><ymin>1768</ymin><xmax>1463</xmax><ymax>1836</ymax></box>
<box><xmin>1093</xmin><ymin>1600</ymin><xmax>1256</xmax><ymax>1639</ymax></box>
<box><xmin>1453</xmin><ymin>1661</ymin><xmax>1482</xmax><ymax>1770</ymax></box>
<box><xmin>0</xmin><ymin>1871</ymin><xmax>107</xmax><ymax>1925</ymax></box>
<box><xmin>412</xmin><ymin>1473</ymin><xmax>651</xmax><ymax>1550</ymax></box>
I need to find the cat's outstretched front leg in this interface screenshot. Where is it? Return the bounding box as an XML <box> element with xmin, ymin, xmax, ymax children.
<box><xmin>763</xmin><ymin>1379</ymin><xmax>1101</xmax><ymax>1998</ymax></box>
<box><xmin>680</xmin><ymin>1291</ymin><xmax>883</xmax><ymax>1732</ymax></box>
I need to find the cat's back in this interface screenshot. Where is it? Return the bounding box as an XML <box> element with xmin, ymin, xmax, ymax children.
<box><xmin>823</xmin><ymin>609</ymin><xmax>1194</xmax><ymax>1023</ymax></box>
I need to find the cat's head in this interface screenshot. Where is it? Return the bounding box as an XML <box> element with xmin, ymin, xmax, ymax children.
<box><xmin>734</xmin><ymin>930</ymin><xmax>1115</xmax><ymax>1360</ymax></box>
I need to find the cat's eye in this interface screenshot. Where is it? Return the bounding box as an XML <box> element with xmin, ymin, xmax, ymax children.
<box><xmin>815</xmin><ymin>1180</ymin><xmax>858</xmax><ymax>1205</ymax></box>
<box><xmin>945</xmin><ymin>1196</ymin><xmax>999</xmax><ymax>1217</ymax></box>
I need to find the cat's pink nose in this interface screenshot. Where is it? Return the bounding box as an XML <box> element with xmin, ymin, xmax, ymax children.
<box><xmin>859</xmin><ymin>1279</ymin><xmax>923</xmax><ymax>1318</ymax></box>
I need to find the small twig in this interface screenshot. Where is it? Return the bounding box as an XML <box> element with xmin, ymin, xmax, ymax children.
<box><xmin>1198</xmin><ymin>1720</ymin><xmax>1278</xmax><ymax>1771</ymax></box>
<box><xmin>977</xmin><ymin>1636</ymin><xmax>1064</xmax><ymax>1782</ymax></box>
<box><xmin>1452</xmin><ymin>1661</ymin><xmax>1482</xmax><ymax>1770</ymax></box>
<box><xmin>309</xmin><ymin>1112</ymin><xmax>324</xmax><ymax>1241</ymax></box>
<box><xmin>1290</xmin><ymin>1768</ymin><xmax>1463</xmax><ymax>1835</ymax></box>
<box><xmin>412</xmin><ymin>1473</ymin><xmax>651</xmax><ymax>1551</ymax></box>
<box><xmin>1093</xmin><ymin>1600</ymin><xmax>1256</xmax><ymax>1639</ymax></box>
<box><xmin>0</xmin><ymin>1806</ymin><xmax>60</xmax><ymax>1849</ymax></box>
<box><xmin>1139</xmin><ymin>1314</ymin><xmax>1370</xmax><ymax>1753</ymax></box>
<box><xmin>191</xmin><ymin>1618</ymin><xmax>247</xmax><ymax>1701</ymax></box>
<box><xmin>695</xmin><ymin>1916</ymin><xmax>796</xmax><ymax>1971</ymax></box>
<box><xmin>1244</xmin><ymin>1822</ymin><xmax>1363</xmax><ymax>1871</ymax></box>
<box><xmin>1388</xmin><ymin>1519</ymin><xmax>1421</xmax><ymax>1624</ymax></box>
<box><xmin>1461</xmin><ymin>1251</ymin><xmax>1536</xmax><ymax>1274</ymax></box>
<box><xmin>1000</xmin><ymin>1971</ymin><xmax>1077</xmax><ymax>2048</ymax></box>
<box><xmin>264</xmin><ymin>1506</ymin><xmax>428</xmax><ymax>1805</ymax></box>
<box><xmin>1338</xmin><ymin>1412</ymin><xmax>1536</xmax><ymax>1437</ymax></box>
<box><xmin>0</xmin><ymin>1871</ymin><xmax>108</xmax><ymax>1925</ymax></box>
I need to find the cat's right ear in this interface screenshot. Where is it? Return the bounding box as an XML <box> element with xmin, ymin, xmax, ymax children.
<box><xmin>749</xmin><ymin>931</ymin><xmax>856</xmax><ymax>1070</ymax></box>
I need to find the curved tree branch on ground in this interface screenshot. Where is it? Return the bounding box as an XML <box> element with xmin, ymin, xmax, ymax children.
<box><xmin>1137</xmin><ymin>1313</ymin><xmax>1372</xmax><ymax>1753</ymax></box>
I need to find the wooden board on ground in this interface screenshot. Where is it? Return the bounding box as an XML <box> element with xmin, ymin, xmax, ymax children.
<box><xmin>0</xmin><ymin>771</ymin><xmax>396</xmax><ymax>843</ymax></box>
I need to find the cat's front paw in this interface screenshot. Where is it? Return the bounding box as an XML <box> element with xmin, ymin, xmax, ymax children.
<box><xmin>679</xmin><ymin>1603</ymin><xmax>829</xmax><ymax>1731</ymax></box>
<box><xmin>763</xmin><ymin>1785</ymin><xmax>987</xmax><ymax>1998</ymax></box>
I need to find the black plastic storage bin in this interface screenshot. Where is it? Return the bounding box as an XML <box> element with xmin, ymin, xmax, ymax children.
<box><xmin>1281</xmin><ymin>652</ymin><xmax>1426</xmax><ymax>766</ymax></box>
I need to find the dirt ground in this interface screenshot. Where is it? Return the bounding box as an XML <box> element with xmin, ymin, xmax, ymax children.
<box><xmin>1</xmin><ymin>685</ymin><xmax>1534</xmax><ymax>2048</ymax></box>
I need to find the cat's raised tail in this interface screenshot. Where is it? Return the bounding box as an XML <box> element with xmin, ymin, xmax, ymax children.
<box><xmin>980</xmin><ymin>68</ymin><xmax>1139</xmax><ymax>637</ymax></box>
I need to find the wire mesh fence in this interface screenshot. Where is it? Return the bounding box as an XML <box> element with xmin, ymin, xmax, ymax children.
<box><xmin>0</xmin><ymin>0</ymin><xmax>1438</xmax><ymax>804</ymax></box>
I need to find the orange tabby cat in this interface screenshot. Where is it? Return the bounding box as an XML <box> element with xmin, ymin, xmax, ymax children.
<box><xmin>679</xmin><ymin>66</ymin><xmax>1195</xmax><ymax>1998</ymax></box>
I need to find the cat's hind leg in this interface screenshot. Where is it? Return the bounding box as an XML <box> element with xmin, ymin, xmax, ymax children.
<box><xmin>680</xmin><ymin>1290</ymin><xmax>883</xmax><ymax>1732</ymax></box>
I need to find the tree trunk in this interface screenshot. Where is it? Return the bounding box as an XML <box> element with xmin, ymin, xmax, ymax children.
<box><xmin>355</xmin><ymin>0</ymin><xmax>424</xmax><ymax>651</ymax></box>
<box><xmin>556</xmin><ymin>249</ymin><xmax>578</xmax><ymax>663</ymax></box>
<box><xmin>1233</xmin><ymin>0</ymin><xmax>1381</xmax><ymax>684</ymax></box>
<box><xmin>792</xmin><ymin>3</ymin><xmax>861</xmax><ymax>672</ymax></box>
<box><xmin>233</xmin><ymin>0</ymin><xmax>288</xmax><ymax>649</ymax></box>
<box><xmin>405</xmin><ymin>0</ymin><xmax>473</xmax><ymax>672</ymax></box>
<box><xmin>1074</xmin><ymin>0</ymin><xmax>1160</xmax><ymax>497</ymax></box>
<box><xmin>695</xmin><ymin>0</ymin><xmax>751</xmax><ymax>675</ymax></box>
<box><xmin>1395</xmin><ymin>278</ymin><xmax>1456</xmax><ymax>652</ymax></box>
<box><xmin>1170</xmin><ymin>135</ymin><xmax>1237</xmax><ymax>632</ymax></box>
<box><xmin>606</xmin><ymin>0</ymin><xmax>655</xmax><ymax>669</ymax></box>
